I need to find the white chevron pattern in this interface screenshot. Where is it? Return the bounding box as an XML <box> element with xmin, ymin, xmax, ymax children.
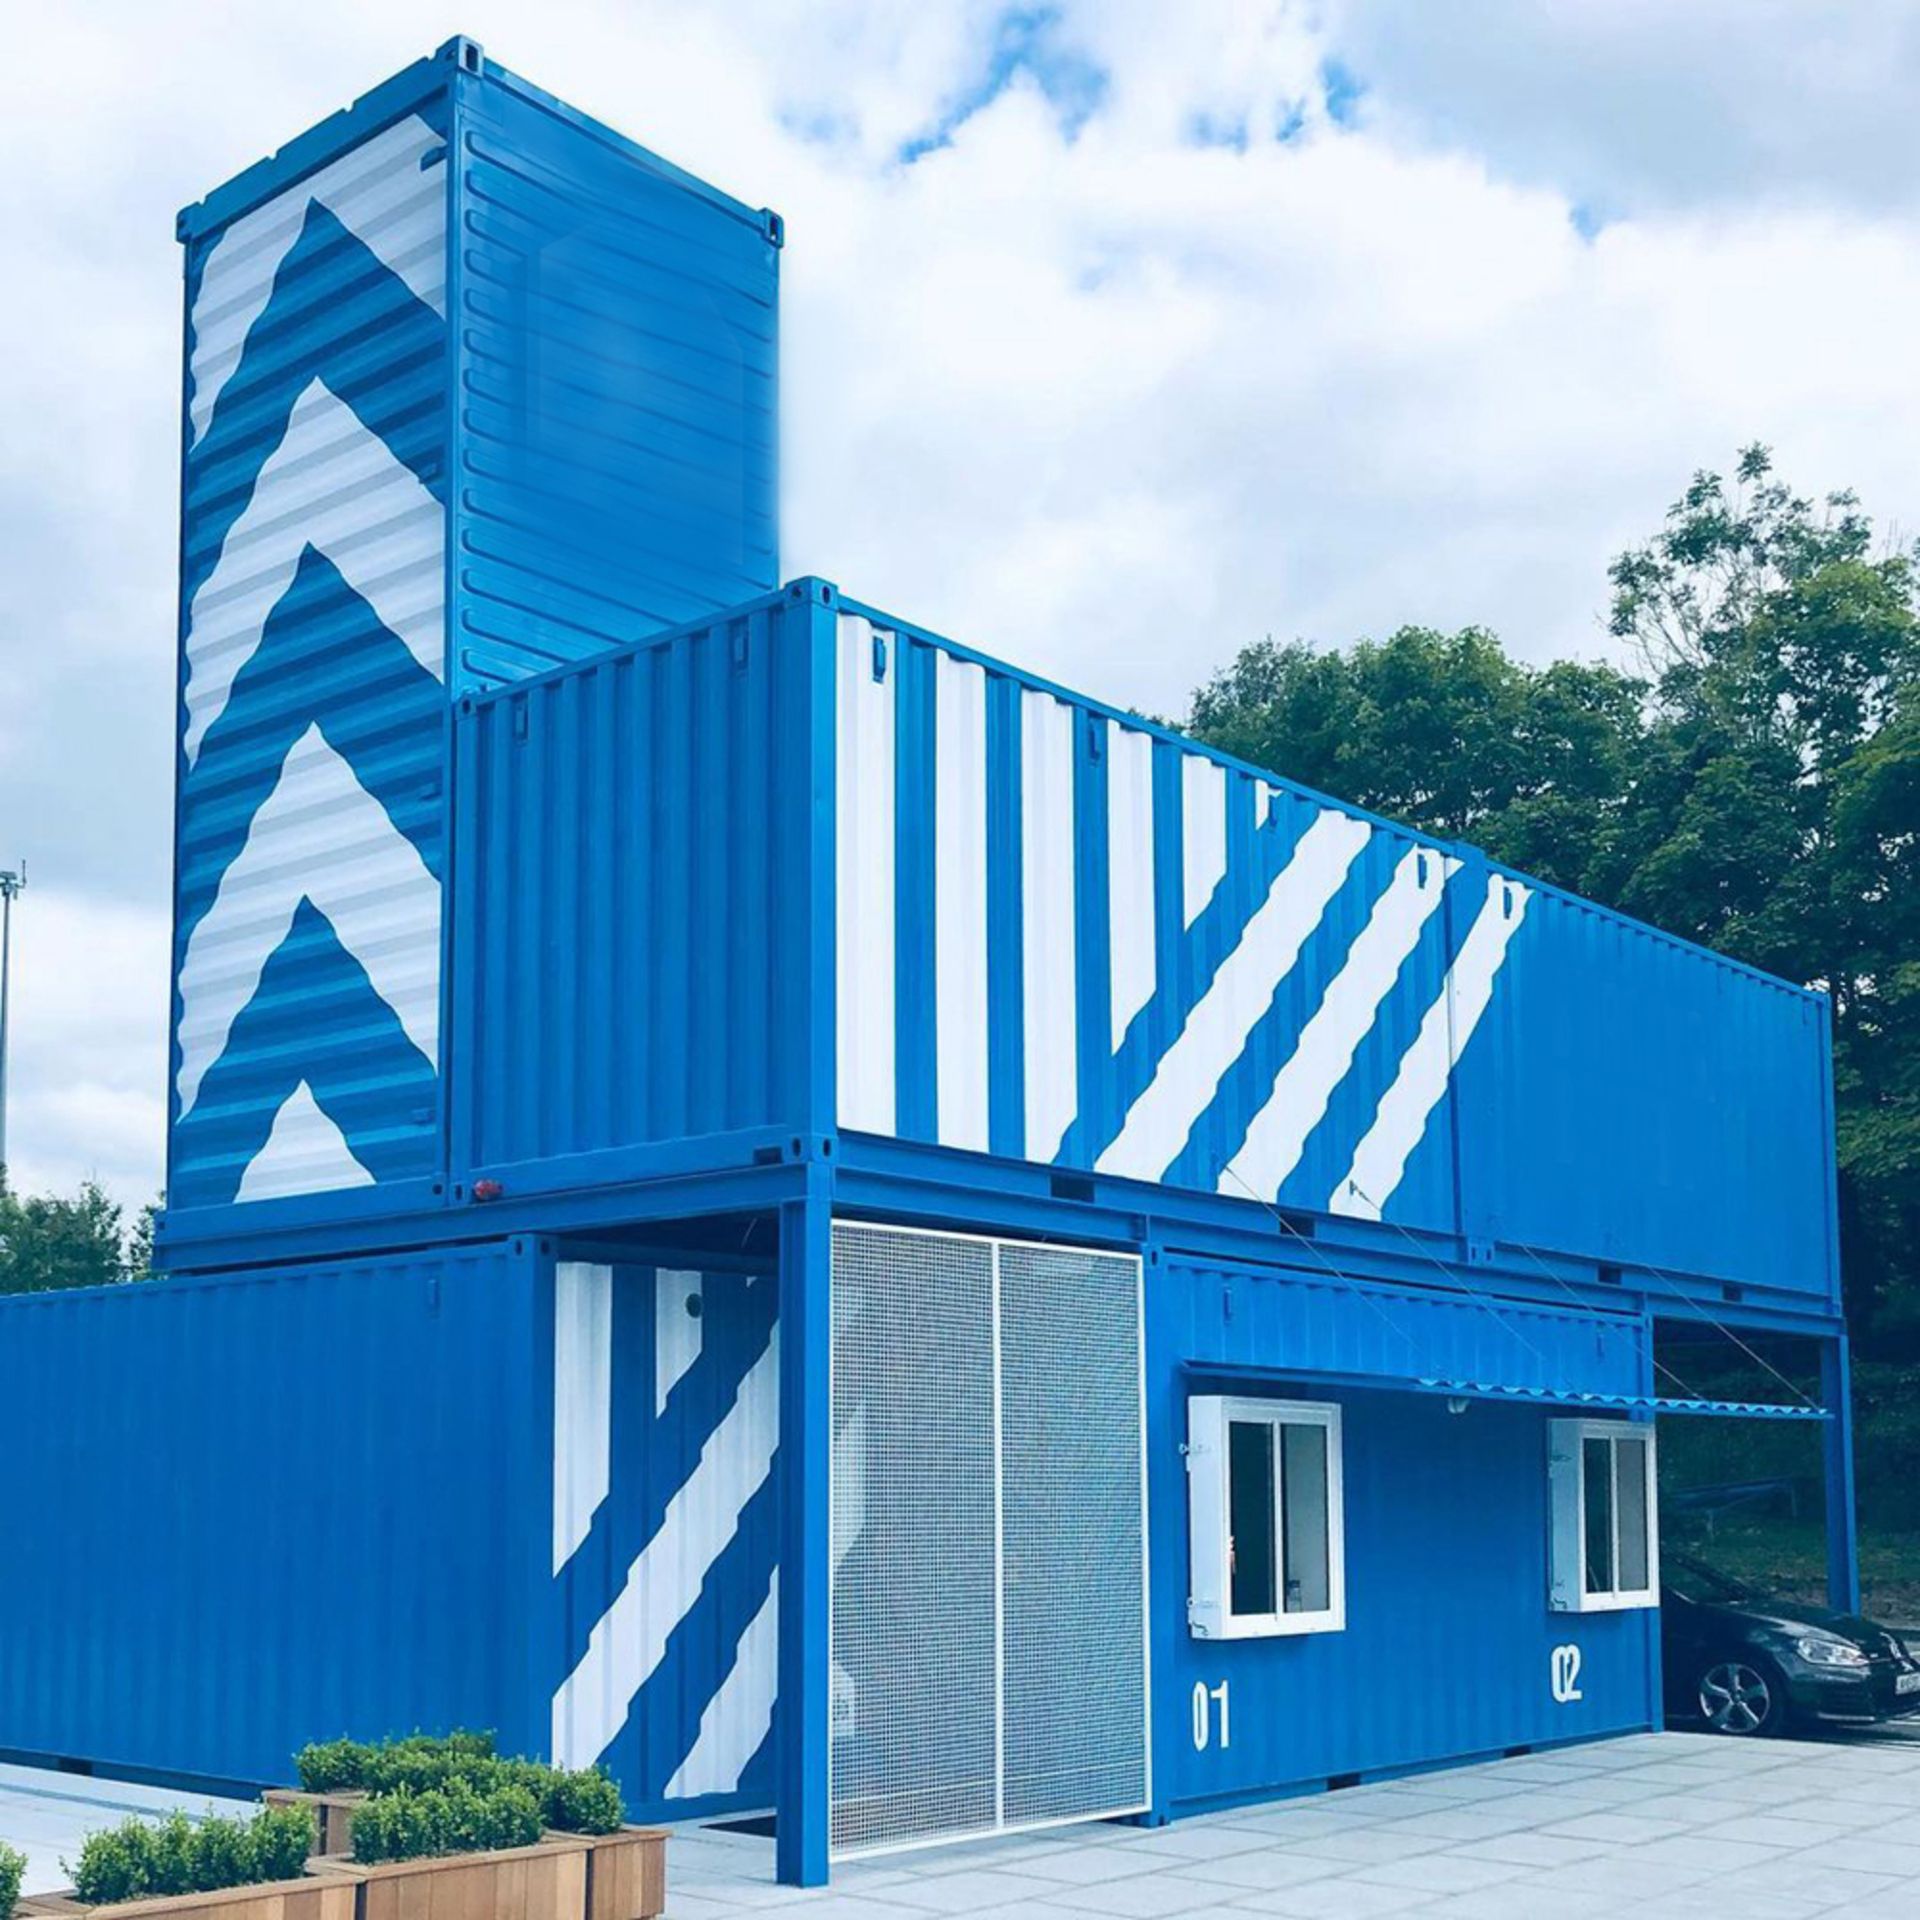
<box><xmin>182</xmin><ymin>376</ymin><xmax>445</xmax><ymax>767</ymax></box>
<box><xmin>232</xmin><ymin>1079</ymin><xmax>375</xmax><ymax>1201</ymax></box>
<box><xmin>175</xmin><ymin>724</ymin><xmax>441</xmax><ymax>1117</ymax></box>
<box><xmin>189</xmin><ymin>114</ymin><xmax>447</xmax><ymax>446</ymax></box>
<box><xmin>663</xmin><ymin>1573</ymin><xmax>779</xmax><ymax>1800</ymax></box>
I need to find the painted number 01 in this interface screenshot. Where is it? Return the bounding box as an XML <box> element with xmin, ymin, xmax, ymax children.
<box><xmin>1192</xmin><ymin>1680</ymin><xmax>1230</xmax><ymax>1750</ymax></box>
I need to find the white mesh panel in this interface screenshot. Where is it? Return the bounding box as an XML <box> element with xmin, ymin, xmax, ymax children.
<box><xmin>1000</xmin><ymin>1243</ymin><xmax>1147</xmax><ymax>1824</ymax></box>
<box><xmin>830</xmin><ymin>1225</ymin><xmax>996</xmax><ymax>1853</ymax></box>
<box><xmin>829</xmin><ymin>1222</ymin><xmax>1147</xmax><ymax>1858</ymax></box>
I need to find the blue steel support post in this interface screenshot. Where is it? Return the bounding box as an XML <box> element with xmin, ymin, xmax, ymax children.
<box><xmin>1821</xmin><ymin>1333</ymin><xmax>1861</xmax><ymax>1614</ymax></box>
<box><xmin>776</xmin><ymin>577</ymin><xmax>840</xmax><ymax>1886</ymax></box>
<box><xmin>776</xmin><ymin>1180</ymin><xmax>832</xmax><ymax>1884</ymax></box>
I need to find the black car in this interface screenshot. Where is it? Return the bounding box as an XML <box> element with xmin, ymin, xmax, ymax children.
<box><xmin>1662</xmin><ymin>1551</ymin><xmax>1920</xmax><ymax>1735</ymax></box>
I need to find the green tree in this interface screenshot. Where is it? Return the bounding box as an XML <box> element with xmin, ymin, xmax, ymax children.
<box><xmin>1607</xmin><ymin>447</ymin><xmax>1920</xmax><ymax>1351</ymax></box>
<box><xmin>1185</xmin><ymin>624</ymin><xmax>1646</xmax><ymax>894</ymax></box>
<box><xmin>1182</xmin><ymin>445</ymin><xmax>1920</xmax><ymax>1354</ymax></box>
<box><xmin>0</xmin><ymin>1173</ymin><xmax>137</xmax><ymax>1293</ymax></box>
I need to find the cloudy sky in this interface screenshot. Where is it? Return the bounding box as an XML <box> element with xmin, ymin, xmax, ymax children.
<box><xmin>4</xmin><ymin>0</ymin><xmax>1919</xmax><ymax>1211</ymax></box>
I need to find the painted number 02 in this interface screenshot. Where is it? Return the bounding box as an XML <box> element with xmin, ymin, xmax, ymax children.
<box><xmin>1192</xmin><ymin>1679</ymin><xmax>1230</xmax><ymax>1750</ymax></box>
<box><xmin>1550</xmin><ymin>1643</ymin><xmax>1583</xmax><ymax>1704</ymax></box>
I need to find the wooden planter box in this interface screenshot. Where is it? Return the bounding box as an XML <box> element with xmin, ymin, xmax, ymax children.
<box><xmin>260</xmin><ymin>1792</ymin><xmax>365</xmax><ymax>1860</ymax></box>
<box><xmin>553</xmin><ymin>1830</ymin><xmax>665</xmax><ymax>1920</ymax></box>
<box><xmin>317</xmin><ymin>1836</ymin><xmax>590</xmax><ymax>1920</ymax></box>
<box><xmin>14</xmin><ymin>1876</ymin><xmax>355</xmax><ymax>1920</ymax></box>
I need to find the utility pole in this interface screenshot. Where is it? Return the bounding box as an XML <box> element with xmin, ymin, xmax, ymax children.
<box><xmin>0</xmin><ymin>861</ymin><xmax>24</xmax><ymax>1181</ymax></box>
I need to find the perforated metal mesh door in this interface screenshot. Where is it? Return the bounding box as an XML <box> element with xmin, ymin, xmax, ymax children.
<box><xmin>829</xmin><ymin>1225</ymin><xmax>997</xmax><ymax>1853</ymax></box>
<box><xmin>829</xmin><ymin>1222</ymin><xmax>1147</xmax><ymax>1859</ymax></box>
<box><xmin>1000</xmin><ymin>1243</ymin><xmax>1148</xmax><ymax>1825</ymax></box>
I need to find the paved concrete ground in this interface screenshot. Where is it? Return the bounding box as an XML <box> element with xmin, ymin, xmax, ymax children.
<box><xmin>0</xmin><ymin>1762</ymin><xmax>252</xmax><ymax>1896</ymax></box>
<box><xmin>659</xmin><ymin>1730</ymin><xmax>1920</xmax><ymax>1920</ymax></box>
<box><xmin>5</xmin><ymin>1732</ymin><xmax>1918</xmax><ymax>1919</ymax></box>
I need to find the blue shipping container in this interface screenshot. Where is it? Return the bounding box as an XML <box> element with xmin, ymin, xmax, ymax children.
<box><xmin>429</xmin><ymin>583</ymin><xmax>1836</xmax><ymax>1310</ymax></box>
<box><xmin>0</xmin><ymin>1240</ymin><xmax>782</xmax><ymax>1822</ymax></box>
<box><xmin>168</xmin><ymin>37</ymin><xmax>779</xmax><ymax>1223</ymax></box>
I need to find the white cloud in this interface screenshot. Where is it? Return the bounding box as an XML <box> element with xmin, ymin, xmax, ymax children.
<box><xmin>4</xmin><ymin>0</ymin><xmax>1920</xmax><ymax>1208</ymax></box>
<box><xmin>1</xmin><ymin>889</ymin><xmax>169</xmax><ymax>1208</ymax></box>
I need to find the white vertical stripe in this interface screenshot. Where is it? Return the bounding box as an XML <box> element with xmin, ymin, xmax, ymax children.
<box><xmin>190</xmin><ymin>114</ymin><xmax>448</xmax><ymax>446</ymax></box>
<box><xmin>1226</xmin><ymin>848</ymin><xmax>1457</xmax><ymax>1201</ymax></box>
<box><xmin>655</xmin><ymin>1269</ymin><xmax>703</xmax><ymax>1415</ymax></box>
<box><xmin>1182</xmin><ymin>756</ymin><xmax>1228</xmax><ymax>928</ymax></box>
<box><xmin>1097</xmin><ymin>812</ymin><xmax>1371</xmax><ymax>1181</ymax></box>
<box><xmin>1333</xmin><ymin>874</ymin><xmax>1530</xmax><ymax>1219</ymax></box>
<box><xmin>1021</xmin><ymin>690</ymin><xmax>1079</xmax><ymax>1162</ymax></box>
<box><xmin>934</xmin><ymin>652</ymin><xmax>990</xmax><ymax>1150</ymax></box>
<box><xmin>234</xmin><ymin>1079</ymin><xmax>374</xmax><ymax>1202</ymax></box>
<box><xmin>835</xmin><ymin>617</ymin><xmax>896</xmax><ymax>1134</ymax></box>
<box><xmin>551</xmin><ymin>1331</ymin><xmax>780</xmax><ymax>1768</ymax></box>
<box><xmin>1108</xmin><ymin>726</ymin><xmax>1158</xmax><ymax>1048</ymax></box>
<box><xmin>552</xmin><ymin>1262</ymin><xmax>613</xmax><ymax>1576</ymax></box>
<box><xmin>663</xmin><ymin>1574</ymin><xmax>779</xmax><ymax>1800</ymax></box>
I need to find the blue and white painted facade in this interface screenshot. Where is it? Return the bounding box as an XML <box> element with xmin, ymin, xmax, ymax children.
<box><xmin>166</xmin><ymin>42</ymin><xmax>782</xmax><ymax>1225</ymax></box>
<box><xmin>173</xmin><ymin>108</ymin><xmax>450</xmax><ymax>1212</ymax></box>
<box><xmin>548</xmin><ymin>1261</ymin><xmax>780</xmax><ymax>1813</ymax></box>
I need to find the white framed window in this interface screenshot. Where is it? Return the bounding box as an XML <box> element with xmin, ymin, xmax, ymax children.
<box><xmin>1549</xmin><ymin>1418</ymin><xmax>1659</xmax><ymax>1613</ymax></box>
<box><xmin>1187</xmin><ymin>1395</ymin><xmax>1345</xmax><ymax>1638</ymax></box>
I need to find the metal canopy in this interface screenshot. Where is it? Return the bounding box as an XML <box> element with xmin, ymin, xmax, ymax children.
<box><xmin>1413</xmin><ymin>1376</ymin><xmax>1829</xmax><ymax>1421</ymax></box>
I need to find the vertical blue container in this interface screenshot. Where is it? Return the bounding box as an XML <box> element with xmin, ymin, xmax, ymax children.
<box><xmin>168</xmin><ymin>37</ymin><xmax>779</xmax><ymax>1227</ymax></box>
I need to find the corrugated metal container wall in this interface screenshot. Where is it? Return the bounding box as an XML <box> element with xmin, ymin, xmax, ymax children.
<box><xmin>172</xmin><ymin>79</ymin><xmax>453</xmax><ymax>1217</ymax></box>
<box><xmin>452</xmin><ymin>590</ymin><xmax>825</xmax><ymax>1191</ymax></box>
<box><xmin>167</xmin><ymin>38</ymin><xmax>781</xmax><ymax>1238</ymax></box>
<box><xmin>1455</xmin><ymin>881</ymin><xmax>1835</xmax><ymax>1299</ymax></box>
<box><xmin>545</xmin><ymin>1258</ymin><xmax>781</xmax><ymax>1819</ymax></box>
<box><xmin>831</xmin><ymin>608</ymin><xmax>1461</xmax><ymax>1233</ymax></box>
<box><xmin>1149</xmin><ymin>1260</ymin><xmax>1658</xmax><ymax>1808</ymax></box>
<box><xmin>830</xmin><ymin>593</ymin><xmax>1836</xmax><ymax>1303</ymax></box>
<box><xmin>0</xmin><ymin>1243</ymin><xmax>547</xmax><ymax>1786</ymax></box>
<box><xmin>0</xmin><ymin>1242</ymin><xmax>783</xmax><ymax>1821</ymax></box>
<box><xmin>450</xmin><ymin>57</ymin><xmax>780</xmax><ymax>687</ymax></box>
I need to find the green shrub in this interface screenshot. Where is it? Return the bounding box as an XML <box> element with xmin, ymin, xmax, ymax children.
<box><xmin>296</xmin><ymin>1731</ymin><xmax>495</xmax><ymax>1795</ymax></box>
<box><xmin>541</xmin><ymin>1768</ymin><xmax>623</xmax><ymax>1836</ymax></box>
<box><xmin>71</xmin><ymin>1822</ymin><xmax>153</xmax><ymax>1907</ymax></box>
<box><xmin>247</xmin><ymin>1805</ymin><xmax>317</xmax><ymax>1884</ymax></box>
<box><xmin>0</xmin><ymin>1842</ymin><xmax>26</xmax><ymax>1920</ymax></box>
<box><xmin>295</xmin><ymin>1738</ymin><xmax>375</xmax><ymax>1793</ymax></box>
<box><xmin>350</xmin><ymin>1780</ymin><xmax>539</xmax><ymax>1866</ymax></box>
<box><xmin>69</xmin><ymin>1804</ymin><xmax>317</xmax><ymax>1906</ymax></box>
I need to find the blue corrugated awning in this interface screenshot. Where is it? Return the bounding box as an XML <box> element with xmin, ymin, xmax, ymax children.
<box><xmin>1414</xmin><ymin>1377</ymin><xmax>1828</xmax><ymax>1421</ymax></box>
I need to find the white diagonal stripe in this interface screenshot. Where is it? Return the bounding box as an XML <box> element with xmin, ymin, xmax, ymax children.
<box><xmin>1225</xmin><ymin>847</ymin><xmax>1457</xmax><ymax>1201</ymax></box>
<box><xmin>189</xmin><ymin>114</ymin><xmax>447</xmax><ymax>446</ymax></box>
<box><xmin>1096</xmin><ymin>811</ymin><xmax>1370</xmax><ymax>1182</ymax></box>
<box><xmin>1333</xmin><ymin>874</ymin><xmax>1531</xmax><ymax>1219</ymax></box>
<box><xmin>233</xmin><ymin>1079</ymin><xmax>374</xmax><ymax>1202</ymax></box>
<box><xmin>1021</xmin><ymin>688</ymin><xmax>1078</xmax><ymax>1162</ymax></box>
<box><xmin>1182</xmin><ymin>754</ymin><xmax>1228</xmax><ymax>928</ymax></box>
<box><xmin>655</xmin><ymin>1269</ymin><xmax>704</xmax><ymax>1415</ymax></box>
<box><xmin>934</xmin><ymin>651</ymin><xmax>989</xmax><ymax>1150</ymax></box>
<box><xmin>183</xmin><ymin>377</ymin><xmax>445</xmax><ymax>766</ymax></box>
<box><xmin>550</xmin><ymin>1331</ymin><xmax>780</xmax><ymax>1769</ymax></box>
<box><xmin>553</xmin><ymin>1263</ymin><xmax>614</xmax><ymax>1576</ymax></box>
<box><xmin>835</xmin><ymin>616</ymin><xmax>896</xmax><ymax>1134</ymax></box>
<box><xmin>663</xmin><ymin>1573</ymin><xmax>779</xmax><ymax>1801</ymax></box>
<box><xmin>1108</xmin><ymin>724</ymin><xmax>1157</xmax><ymax>1047</ymax></box>
<box><xmin>175</xmin><ymin>724</ymin><xmax>440</xmax><ymax>1117</ymax></box>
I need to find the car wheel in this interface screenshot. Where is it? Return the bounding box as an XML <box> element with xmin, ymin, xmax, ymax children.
<box><xmin>1697</xmin><ymin>1658</ymin><xmax>1785</xmax><ymax>1736</ymax></box>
